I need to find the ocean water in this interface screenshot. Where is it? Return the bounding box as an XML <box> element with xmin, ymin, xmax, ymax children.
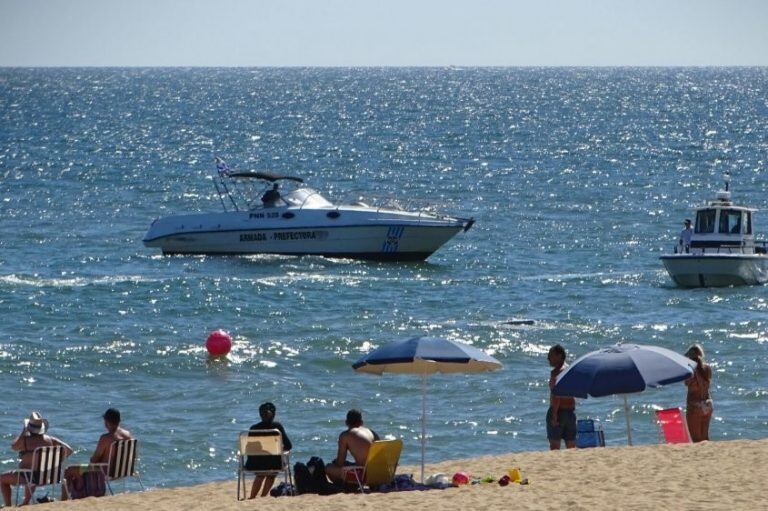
<box><xmin>1</xmin><ymin>67</ymin><xmax>767</xmax><ymax>488</ymax></box>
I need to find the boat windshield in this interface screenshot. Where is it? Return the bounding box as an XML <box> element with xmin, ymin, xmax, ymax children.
<box><xmin>719</xmin><ymin>209</ymin><xmax>741</xmax><ymax>234</ymax></box>
<box><xmin>695</xmin><ymin>209</ymin><xmax>716</xmax><ymax>234</ymax></box>
<box><xmin>719</xmin><ymin>209</ymin><xmax>742</xmax><ymax>234</ymax></box>
<box><xmin>281</xmin><ymin>187</ymin><xmax>333</xmax><ymax>208</ymax></box>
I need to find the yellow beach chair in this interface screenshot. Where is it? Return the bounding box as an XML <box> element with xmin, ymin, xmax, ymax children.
<box><xmin>342</xmin><ymin>439</ymin><xmax>403</xmax><ymax>493</ymax></box>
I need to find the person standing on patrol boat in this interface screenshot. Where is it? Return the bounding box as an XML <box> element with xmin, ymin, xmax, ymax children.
<box><xmin>262</xmin><ymin>184</ymin><xmax>281</xmax><ymax>206</ymax></box>
<box><xmin>679</xmin><ymin>219</ymin><xmax>694</xmax><ymax>253</ymax></box>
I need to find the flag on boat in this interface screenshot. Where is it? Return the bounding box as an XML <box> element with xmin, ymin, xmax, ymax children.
<box><xmin>215</xmin><ymin>157</ymin><xmax>230</xmax><ymax>176</ymax></box>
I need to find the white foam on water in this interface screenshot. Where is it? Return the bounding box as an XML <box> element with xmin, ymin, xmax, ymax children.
<box><xmin>0</xmin><ymin>273</ymin><xmax>158</xmax><ymax>288</ymax></box>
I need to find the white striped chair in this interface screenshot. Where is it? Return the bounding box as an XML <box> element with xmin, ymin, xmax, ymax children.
<box><xmin>14</xmin><ymin>445</ymin><xmax>67</xmax><ymax>506</ymax></box>
<box><xmin>90</xmin><ymin>438</ymin><xmax>144</xmax><ymax>495</ymax></box>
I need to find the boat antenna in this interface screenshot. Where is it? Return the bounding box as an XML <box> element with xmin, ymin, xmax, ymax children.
<box><xmin>212</xmin><ymin>175</ymin><xmax>228</xmax><ymax>212</ymax></box>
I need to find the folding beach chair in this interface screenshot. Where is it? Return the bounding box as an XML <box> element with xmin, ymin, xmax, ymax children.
<box><xmin>14</xmin><ymin>445</ymin><xmax>68</xmax><ymax>506</ymax></box>
<box><xmin>236</xmin><ymin>429</ymin><xmax>293</xmax><ymax>500</ymax></box>
<box><xmin>655</xmin><ymin>407</ymin><xmax>692</xmax><ymax>444</ymax></box>
<box><xmin>576</xmin><ymin>419</ymin><xmax>606</xmax><ymax>448</ymax></box>
<box><xmin>341</xmin><ymin>439</ymin><xmax>403</xmax><ymax>493</ymax></box>
<box><xmin>89</xmin><ymin>438</ymin><xmax>144</xmax><ymax>495</ymax></box>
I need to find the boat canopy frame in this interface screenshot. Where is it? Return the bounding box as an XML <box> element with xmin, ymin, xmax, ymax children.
<box><xmin>212</xmin><ymin>166</ymin><xmax>305</xmax><ymax>212</ymax></box>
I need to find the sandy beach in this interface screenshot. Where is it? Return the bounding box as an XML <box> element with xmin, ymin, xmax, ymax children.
<box><xmin>42</xmin><ymin>438</ymin><xmax>766</xmax><ymax>511</ymax></box>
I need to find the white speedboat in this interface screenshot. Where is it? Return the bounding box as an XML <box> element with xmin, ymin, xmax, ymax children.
<box><xmin>660</xmin><ymin>173</ymin><xmax>768</xmax><ymax>287</ymax></box>
<box><xmin>143</xmin><ymin>161</ymin><xmax>474</xmax><ymax>261</ymax></box>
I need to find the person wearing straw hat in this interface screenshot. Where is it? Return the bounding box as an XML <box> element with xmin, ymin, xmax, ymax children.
<box><xmin>1</xmin><ymin>412</ymin><xmax>73</xmax><ymax>506</ymax></box>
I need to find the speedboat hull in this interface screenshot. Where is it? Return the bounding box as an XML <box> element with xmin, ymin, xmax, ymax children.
<box><xmin>143</xmin><ymin>209</ymin><xmax>471</xmax><ymax>261</ymax></box>
<box><xmin>660</xmin><ymin>254</ymin><xmax>768</xmax><ymax>287</ymax></box>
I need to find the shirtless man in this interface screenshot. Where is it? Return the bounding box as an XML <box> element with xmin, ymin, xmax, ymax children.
<box><xmin>325</xmin><ymin>409</ymin><xmax>379</xmax><ymax>484</ymax></box>
<box><xmin>1</xmin><ymin>412</ymin><xmax>73</xmax><ymax>506</ymax></box>
<box><xmin>547</xmin><ymin>345</ymin><xmax>577</xmax><ymax>450</ymax></box>
<box><xmin>90</xmin><ymin>408</ymin><xmax>133</xmax><ymax>464</ymax></box>
<box><xmin>62</xmin><ymin>408</ymin><xmax>133</xmax><ymax>500</ymax></box>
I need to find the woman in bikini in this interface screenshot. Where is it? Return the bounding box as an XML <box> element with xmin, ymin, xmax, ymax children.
<box><xmin>0</xmin><ymin>412</ymin><xmax>73</xmax><ymax>506</ymax></box>
<box><xmin>684</xmin><ymin>344</ymin><xmax>713</xmax><ymax>442</ymax></box>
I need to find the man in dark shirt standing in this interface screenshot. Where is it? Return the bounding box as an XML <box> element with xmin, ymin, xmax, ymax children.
<box><xmin>547</xmin><ymin>345</ymin><xmax>577</xmax><ymax>450</ymax></box>
<box><xmin>248</xmin><ymin>402</ymin><xmax>292</xmax><ymax>498</ymax></box>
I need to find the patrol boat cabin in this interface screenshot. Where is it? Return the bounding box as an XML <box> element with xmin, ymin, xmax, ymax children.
<box><xmin>660</xmin><ymin>173</ymin><xmax>768</xmax><ymax>287</ymax></box>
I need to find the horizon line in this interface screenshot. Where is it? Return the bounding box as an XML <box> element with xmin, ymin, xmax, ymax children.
<box><xmin>1</xmin><ymin>64</ymin><xmax>767</xmax><ymax>70</ymax></box>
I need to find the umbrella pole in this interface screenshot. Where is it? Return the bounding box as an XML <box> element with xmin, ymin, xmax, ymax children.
<box><xmin>421</xmin><ymin>372</ymin><xmax>426</xmax><ymax>484</ymax></box>
<box><xmin>623</xmin><ymin>394</ymin><xmax>633</xmax><ymax>446</ymax></box>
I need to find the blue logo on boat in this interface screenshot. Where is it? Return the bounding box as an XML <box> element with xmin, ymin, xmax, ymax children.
<box><xmin>382</xmin><ymin>226</ymin><xmax>405</xmax><ymax>253</ymax></box>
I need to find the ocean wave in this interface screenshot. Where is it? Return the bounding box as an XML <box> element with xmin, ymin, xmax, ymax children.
<box><xmin>518</xmin><ymin>270</ymin><xmax>647</xmax><ymax>284</ymax></box>
<box><xmin>0</xmin><ymin>273</ymin><xmax>160</xmax><ymax>288</ymax></box>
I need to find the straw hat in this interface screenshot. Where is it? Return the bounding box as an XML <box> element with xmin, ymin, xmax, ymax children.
<box><xmin>25</xmin><ymin>411</ymin><xmax>49</xmax><ymax>435</ymax></box>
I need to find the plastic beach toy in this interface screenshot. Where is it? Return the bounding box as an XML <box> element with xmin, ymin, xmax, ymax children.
<box><xmin>452</xmin><ymin>472</ymin><xmax>470</xmax><ymax>485</ymax></box>
<box><xmin>508</xmin><ymin>467</ymin><xmax>522</xmax><ymax>483</ymax></box>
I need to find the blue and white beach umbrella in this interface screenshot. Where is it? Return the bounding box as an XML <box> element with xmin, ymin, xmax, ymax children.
<box><xmin>353</xmin><ymin>336</ymin><xmax>502</xmax><ymax>482</ymax></box>
<box><xmin>553</xmin><ymin>343</ymin><xmax>695</xmax><ymax>445</ymax></box>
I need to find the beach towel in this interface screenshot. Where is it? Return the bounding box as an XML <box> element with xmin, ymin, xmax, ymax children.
<box><xmin>377</xmin><ymin>473</ymin><xmax>445</xmax><ymax>492</ymax></box>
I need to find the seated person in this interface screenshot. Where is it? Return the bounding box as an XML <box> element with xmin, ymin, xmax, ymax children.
<box><xmin>261</xmin><ymin>184</ymin><xmax>281</xmax><ymax>206</ymax></box>
<box><xmin>324</xmin><ymin>409</ymin><xmax>379</xmax><ymax>484</ymax></box>
<box><xmin>247</xmin><ymin>402</ymin><xmax>292</xmax><ymax>499</ymax></box>
<box><xmin>1</xmin><ymin>412</ymin><xmax>73</xmax><ymax>507</ymax></box>
<box><xmin>63</xmin><ymin>408</ymin><xmax>133</xmax><ymax>500</ymax></box>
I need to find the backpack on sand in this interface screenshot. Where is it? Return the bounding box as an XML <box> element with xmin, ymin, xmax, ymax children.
<box><xmin>294</xmin><ymin>457</ymin><xmax>341</xmax><ymax>495</ymax></box>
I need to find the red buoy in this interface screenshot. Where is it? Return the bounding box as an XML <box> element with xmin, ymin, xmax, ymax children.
<box><xmin>205</xmin><ymin>330</ymin><xmax>232</xmax><ymax>356</ymax></box>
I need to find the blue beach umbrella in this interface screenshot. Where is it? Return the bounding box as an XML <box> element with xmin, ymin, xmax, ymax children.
<box><xmin>553</xmin><ymin>343</ymin><xmax>695</xmax><ymax>445</ymax></box>
<box><xmin>352</xmin><ymin>336</ymin><xmax>502</xmax><ymax>482</ymax></box>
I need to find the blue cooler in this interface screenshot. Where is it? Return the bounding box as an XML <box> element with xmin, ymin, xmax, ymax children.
<box><xmin>576</xmin><ymin>419</ymin><xmax>605</xmax><ymax>448</ymax></box>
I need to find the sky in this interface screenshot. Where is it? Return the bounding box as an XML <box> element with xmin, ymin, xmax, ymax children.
<box><xmin>0</xmin><ymin>0</ymin><xmax>766</xmax><ymax>67</ymax></box>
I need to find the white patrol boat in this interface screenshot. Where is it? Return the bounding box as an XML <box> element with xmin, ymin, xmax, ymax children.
<box><xmin>142</xmin><ymin>159</ymin><xmax>474</xmax><ymax>261</ymax></box>
<box><xmin>660</xmin><ymin>173</ymin><xmax>768</xmax><ymax>287</ymax></box>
